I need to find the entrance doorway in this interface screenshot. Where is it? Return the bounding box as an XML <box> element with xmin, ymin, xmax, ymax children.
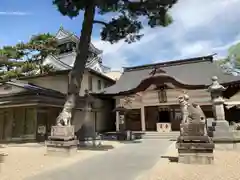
<box><xmin>157</xmin><ymin>109</ymin><xmax>171</xmax><ymax>132</ymax></box>
<box><xmin>158</xmin><ymin>110</ymin><xmax>170</xmax><ymax>123</ymax></box>
<box><xmin>0</xmin><ymin>112</ymin><xmax>6</xmax><ymax>141</ymax></box>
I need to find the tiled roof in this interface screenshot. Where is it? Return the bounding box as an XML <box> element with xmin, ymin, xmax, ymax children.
<box><xmin>6</xmin><ymin>81</ymin><xmax>64</xmax><ymax>97</ymax></box>
<box><xmin>103</xmin><ymin>55</ymin><xmax>240</xmax><ymax>95</ymax></box>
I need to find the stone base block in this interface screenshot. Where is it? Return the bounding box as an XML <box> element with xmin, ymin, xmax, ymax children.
<box><xmin>0</xmin><ymin>153</ymin><xmax>4</xmax><ymax>163</ymax></box>
<box><xmin>213</xmin><ymin>120</ymin><xmax>234</xmax><ymax>140</ymax></box>
<box><xmin>46</xmin><ymin>140</ymin><xmax>78</xmax><ymax>157</ymax></box>
<box><xmin>178</xmin><ymin>153</ymin><xmax>214</xmax><ymax>164</ymax></box>
<box><xmin>46</xmin><ymin>146</ymin><xmax>77</xmax><ymax>157</ymax></box>
<box><xmin>177</xmin><ymin>135</ymin><xmax>212</xmax><ymax>142</ymax></box>
<box><xmin>177</xmin><ymin>142</ymin><xmax>215</xmax><ymax>150</ymax></box>
<box><xmin>214</xmin><ymin>142</ymin><xmax>240</xmax><ymax>150</ymax></box>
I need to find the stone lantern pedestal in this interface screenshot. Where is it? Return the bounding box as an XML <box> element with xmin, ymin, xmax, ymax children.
<box><xmin>208</xmin><ymin>76</ymin><xmax>233</xmax><ymax>141</ymax></box>
<box><xmin>0</xmin><ymin>152</ymin><xmax>4</xmax><ymax>164</ymax></box>
<box><xmin>113</xmin><ymin>106</ymin><xmax>134</xmax><ymax>141</ymax></box>
<box><xmin>0</xmin><ymin>146</ymin><xmax>7</xmax><ymax>172</ymax></box>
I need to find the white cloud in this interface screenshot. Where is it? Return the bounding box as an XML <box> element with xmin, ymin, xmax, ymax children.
<box><xmin>178</xmin><ymin>41</ymin><xmax>213</xmax><ymax>58</ymax></box>
<box><xmin>93</xmin><ymin>0</ymin><xmax>240</xmax><ymax>69</ymax></box>
<box><xmin>0</xmin><ymin>11</ymin><xmax>30</xmax><ymax>16</ymax></box>
<box><xmin>93</xmin><ymin>40</ymin><xmax>129</xmax><ymax>71</ymax></box>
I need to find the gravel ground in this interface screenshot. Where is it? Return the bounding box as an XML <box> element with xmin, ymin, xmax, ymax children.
<box><xmin>141</xmin><ymin>142</ymin><xmax>240</xmax><ymax>180</ymax></box>
<box><xmin>0</xmin><ymin>141</ymin><xmax>123</xmax><ymax>180</ymax></box>
<box><xmin>26</xmin><ymin>139</ymin><xmax>172</xmax><ymax>180</ymax></box>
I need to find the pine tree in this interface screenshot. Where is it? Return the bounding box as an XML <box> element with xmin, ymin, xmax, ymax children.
<box><xmin>0</xmin><ymin>33</ymin><xmax>58</xmax><ymax>80</ymax></box>
<box><xmin>53</xmin><ymin>0</ymin><xmax>178</xmax><ymax>125</ymax></box>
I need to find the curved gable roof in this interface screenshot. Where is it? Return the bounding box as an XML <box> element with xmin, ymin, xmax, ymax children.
<box><xmin>103</xmin><ymin>55</ymin><xmax>240</xmax><ymax>95</ymax></box>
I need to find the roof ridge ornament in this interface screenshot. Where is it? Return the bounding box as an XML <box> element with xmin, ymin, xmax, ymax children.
<box><xmin>149</xmin><ymin>67</ymin><xmax>166</xmax><ymax>76</ymax></box>
<box><xmin>59</xmin><ymin>25</ymin><xmax>64</xmax><ymax>30</ymax></box>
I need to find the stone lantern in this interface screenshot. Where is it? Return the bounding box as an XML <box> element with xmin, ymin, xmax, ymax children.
<box><xmin>113</xmin><ymin>106</ymin><xmax>134</xmax><ymax>140</ymax></box>
<box><xmin>113</xmin><ymin>106</ymin><xmax>128</xmax><ymax>132</ymax></box>
<box><xmin>208</xmin><ymin>76</ymin><xmax>226</xmax><ymax>120</ymax></box>
<box><xmin>208</xmin><ymin>76</ymin><xmax>233</xmax><ymax>140</ymax></box>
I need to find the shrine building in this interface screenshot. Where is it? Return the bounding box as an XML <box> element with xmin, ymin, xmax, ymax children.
<box><xmin>100</xmin><ymin>55</ymin><xmax>240</xmax><ymax>132</ymax></box>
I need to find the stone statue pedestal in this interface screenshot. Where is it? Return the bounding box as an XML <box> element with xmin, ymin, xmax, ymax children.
<box><xmin>46</xmin><ymin>126</ymin><xmax>78</xmax><ymax>156</ymax></box>
<box><xmin>176</xmin><ymin>123</ymin><xmax>215</xmax><ymax>164</ymax></box>
<box><xmin>0</xmin><ymin>148</ymin><xmax>7</xmax><ymax>172</ymax></box>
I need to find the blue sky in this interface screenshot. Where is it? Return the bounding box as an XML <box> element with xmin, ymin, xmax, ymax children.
<box><xmin>1</xmin><ymin>0</ymin><xmax>240</xmax><ymax>70</ymax></box>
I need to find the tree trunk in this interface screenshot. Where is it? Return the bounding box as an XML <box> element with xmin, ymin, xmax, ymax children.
<box><xmin>56</xmin><ymin>3</ymin><xmax>95</xmax><ymax>126</ymax></box>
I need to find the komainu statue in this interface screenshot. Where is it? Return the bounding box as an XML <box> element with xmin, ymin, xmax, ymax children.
<box><xmin>56</xmin><ymin>96</ymin><xmax>74</xmax><ymax>126</ymax></box>
<box><xmin>178</xmin><ymin>93</ymin><xmax>207</xmax><ymax>136</ymax></box>
<box><xmin>178</xmin><ymin>93</ymin><xmax>206</xmax><ymax>124</ymax></box>
<box><xmin>176</xmin><ymin>93</ymin><xmax>214</xmax><ymax>164</ymax></box>
<box><xmin>56</xmin><ymin>105</ymin><xmax>72</xmax><ymax>126</ymax></box>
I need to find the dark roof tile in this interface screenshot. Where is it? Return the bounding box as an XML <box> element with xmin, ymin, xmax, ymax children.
<box><xmin>103</xmin><ymin>55</ymin><xmax>240</xmax><ymax>95</ymax></box>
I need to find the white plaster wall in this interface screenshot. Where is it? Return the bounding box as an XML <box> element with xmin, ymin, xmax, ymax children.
<box><xmin>24</xmin><ymin>71</ymin><xmax>111</xmax><ymax>96</ymax></box>
<box><xmin>89</xmin><ymin>71</ymin><xmax>112</xmax><ymax>92</ymax></box>
<box><xmin>26</xmin><ymin>75</ymin><xmax>68</xmax><ymax>94</ymax></box>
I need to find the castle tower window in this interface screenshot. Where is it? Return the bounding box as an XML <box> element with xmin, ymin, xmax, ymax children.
<box><xmin>88</xmin><ymin>76</ymin><xmax>93</xmax><ymax>91</ymax></box>
<box><xmin>98</xmin><ymin>80</ymin><xmax>101</xmax><ymax>90</ymax></box>
<box><xmin>66</xmin><ymin>43</ymin><xmax>71</xmax><ymax>50</ymax></box>
<box><xmin>58</xmin><ymin>42</ymin><xmax>76</xmax><ymax>54</ymax></box>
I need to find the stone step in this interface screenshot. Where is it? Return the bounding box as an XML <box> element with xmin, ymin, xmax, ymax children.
<box><xmin>142</xmin><ymin>135</ymin><xmax>179</xmax><ymax>137</ymax></box>
<box><xmin>142</xmin><ymin>136</ymin><xmax>178</xmax><ymax>139</ymax></box>
<box><xmin>142</xmin><ymin>132</ymin><xmax>180</xmax><ymax>139</ymax></box>
<box><xmin>143</xmin><ymin>131</ymin><xmax>180</xmax><ymax>134</ymax></box>
<box><xmin>144</xmin><ymin>132</ymin><xmax>180</xmax><ymax>135</ymax></box>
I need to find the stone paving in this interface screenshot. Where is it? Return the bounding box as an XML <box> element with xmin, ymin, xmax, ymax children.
<box><xmin>140</xmin><ymin>142</ymin><xmax>240</xmax><ymax>180</ymax></box>
<box><xmin>0</xmin><ymin>141</ymin><xmax>123</xmax><ymax>180</ymax></box>
<box><xmin>25</xmin><ymin>139</ymin><xmax>172</xmax><ymax>180</ymax></box>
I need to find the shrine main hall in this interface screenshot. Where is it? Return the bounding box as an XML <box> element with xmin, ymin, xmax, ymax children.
<box><xmin>100</xmin><ymin>55</ymin><xmax>240</xmax><ymax>132</ymax></box>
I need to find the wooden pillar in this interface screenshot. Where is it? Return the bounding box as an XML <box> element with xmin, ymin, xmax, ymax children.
<box><xmin>141</xmin><ymin>106</ymin><xmax>146</xmax><ymax>131</ymax></box>
<box><xmin>116</xmin><ymin>111</ymin><xmax>120</xmax><ymax>131</ymax></box>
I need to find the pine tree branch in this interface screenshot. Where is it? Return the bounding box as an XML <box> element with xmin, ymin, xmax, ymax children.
<box><xmin>93</xmin><ymin>20</ymin><xmax>108</xmax><ymax>26</ymax></box>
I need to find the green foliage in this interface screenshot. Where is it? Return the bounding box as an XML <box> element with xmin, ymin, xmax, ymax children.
<box><xmin>100</xmin><ymin>14</ymin><xmax>143</xmax><ymax>43</ymax></box>
<box><xmin>228</xmin><ymin>43</ymin><xmax>240</xmax><ymax>58</ymax></box>
<box><xmin>53</xmin><ymin>0</ymin><xmax>178</xmax><ymax>44</ymax></box>
<box><xmin>215</xmin><ymin>58</ymin><xmax>228</xmax><ymax>66</ymax></box>
<box><xmin>0</xmin><ymin>46</ymin><xmax>25</xmax><ymax>60</ymax></box>
<box><xmin>21</xmin><ymin>62</ymin><xmax>38</xmax><ymax>73</ymax></box>
<box><xmin>0</xmin><ymin>33</ymin><xmax>57</xmax><ymax>81</ymax></box>
<box><xmin>0</xmin><ymin>63</ymin><xmax>55</xmax><ymax>81</ymax></box>
<box><xmin>16</xmin><ymin>33</ymin><xmax>58</xmax><ymax>62</ymax></box>
<box><xmin>39</xmin><ymin>64</ymin><xmax>55</xmax><ymax>74</ymax></box>
<box><xmin>227</xmin><ymin>42</ymin><xmax>240</xmax><ymax>69</ymax></box>
<box><xmin>1</xmin><ymin>68</ymin><xmax>24</xmax><ymax>81</ymax></box>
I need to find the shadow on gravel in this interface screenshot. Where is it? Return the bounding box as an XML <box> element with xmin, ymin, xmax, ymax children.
<box><xmin>120</xmin><ymin>140</ymin><xmax>142</xmax><ymax>144</ymax></box>
<box><xmin>77</xmin><ymin>145</ymin><xmax>114</xmax><ymax>151</ymax></box>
